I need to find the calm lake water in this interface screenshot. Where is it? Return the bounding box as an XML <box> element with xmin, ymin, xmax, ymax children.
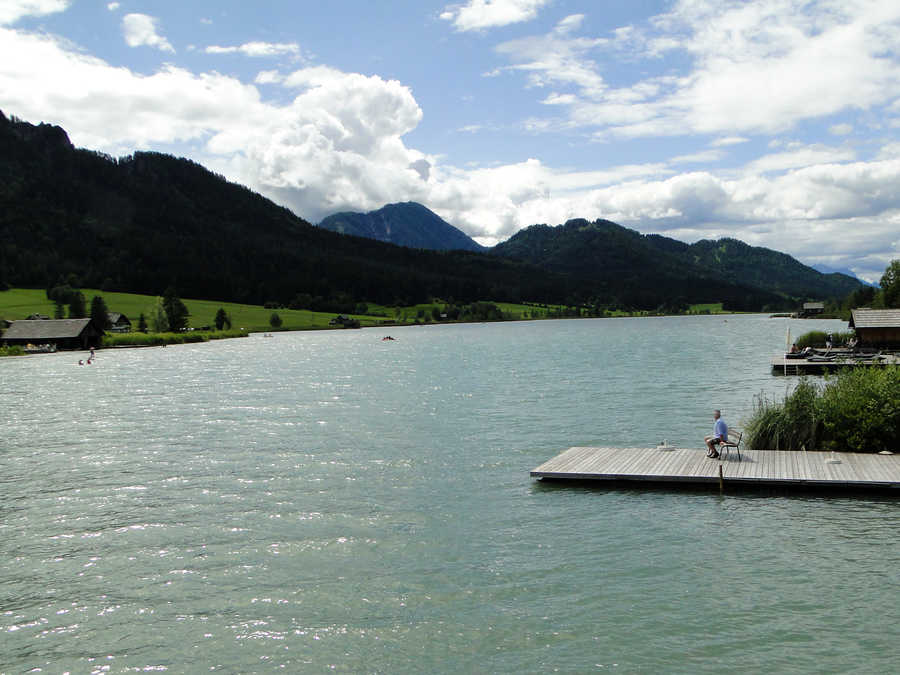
<box><xmin>2</xmin><ymin>314</ymin><xmax>897</xmax><ymax>673</ymax></box>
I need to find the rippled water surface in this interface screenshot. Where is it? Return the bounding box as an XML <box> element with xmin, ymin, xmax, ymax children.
<box><xmin>2</xmin><ymin>315</ymin><xmax>897</xmax><ymax>673</ymax></box>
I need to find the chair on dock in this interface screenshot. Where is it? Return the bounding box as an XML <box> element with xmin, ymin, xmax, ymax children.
<box><xmin>719</xmin><ymin>430</ymin><xmax>743</xmax><ymax>462</ymax></box>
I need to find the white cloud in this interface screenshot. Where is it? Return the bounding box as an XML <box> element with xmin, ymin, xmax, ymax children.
<box><xmin>441</xmin><ymin>0</ymin><xmax>551</xmax><ymax>32</ymax></box>
<box><xmin>496</xmin><ymin>1</ymin><xmax>900</xmax><ymax>140</ymax></box>
<box><xmin>670</xmin><ymin>150</ymin><xmax>724</xmax><ymax>165</ymax></box>
<box><xmin>254</xmin><ymin>70</ymin><xmax>283</xmax><ymax>85</ymax></box>
<box><xmin>742</xmin><ymin>144</ymin><xmax>856</xmax><ymax>174</ymax></box>
<box><xmin>205</xmin><ymin>42</ymin><xmax>301</xmax><ymax>58</ymax></box>
<box><xmin>122</xmin><ymin>13</ymin><xmax>174</xmax><ymax>53</ymax></box>
<box><xmin>107</xmin><ymin>2</ymin><xmax>119</xmax><ymax>11</ymax></box>
<box><xmin>711</xmin><ymin>136</ymin><xmax>749</xmax><ymax>147</ymax></box>
<box><xmin>0</xmin><ymin>0</ymin><xmax>69</xmax><ymax>25</ymax></box>
<box><xmin>829</xmin><ymin>122</ymin><xmax>853</xmax><ymax>135</ymax></box>
<box><xmin>494</xmin><ymin>14</ymin><xmax>607</xmax><ymax>101</ymax></box>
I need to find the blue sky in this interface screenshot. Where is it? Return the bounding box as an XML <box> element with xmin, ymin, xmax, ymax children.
<box><xmin>2</xmin><ymin>0</ymin><xmax>899</xmax><ymax>282</ymax></box>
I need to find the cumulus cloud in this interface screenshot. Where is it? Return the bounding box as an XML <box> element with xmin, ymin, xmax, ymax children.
<box><xmin>122</xmin><ymin>13</ymin><xmax>174</xmax><ymax>53</ymax></box>
<box><xmin>205</xmin><ymin>41</ymin><xmax>301</xmax><ymax>58</ymax></box>
<box><xmin>0</xmin><ymin>0</ymin><xmax>69</xmax><ymax>25</ymax></box>
<box><xmin>441</xmin><ymin>0</ymin><xmax>551</xmax><ymax>32</ymax></box>
<box><xmin>107</xmin><ymin>2</ymin><xmax>119</xmax><ymax>11</ymax></box>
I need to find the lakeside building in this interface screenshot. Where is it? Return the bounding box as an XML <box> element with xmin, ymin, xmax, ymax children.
<box><xmin>799</xmin><ymin>301</ymin><xmax>824</xmax><ymax>317</ymax></box>
<box><xmin>107</xmin><ymin>312</ymin><xmax>132</xmax><ymax>332</ymax></box>
<box><xmin>2</xmin><ymin>318</ymin><xmax>104</xmax><ymax>350</ymax></box>
<box><xmin>849</xmin><ymin>308</ymin><xmax>900</xmax><ymax>348</ymax></box>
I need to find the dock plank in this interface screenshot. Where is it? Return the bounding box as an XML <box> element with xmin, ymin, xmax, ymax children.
<box><xmin>531</xmin><ymin>447</ymin><xmax>900</xmax><ymax>490</ymax></box>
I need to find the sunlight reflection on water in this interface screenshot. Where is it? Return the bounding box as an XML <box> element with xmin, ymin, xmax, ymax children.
<box><xmin>3</xmin><ymin>315</ymin><xmax>896</xmax><ymax>673</ymax></box>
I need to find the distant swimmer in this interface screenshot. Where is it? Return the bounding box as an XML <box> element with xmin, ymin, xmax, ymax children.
<box><xmin>382</xmin><ymin>336</ymin><xmax>396</xmax><ymax>341</ymax></box>
<box><xmin>78</xmin><ymin>359</ymin><xmax>84</xmax><ymax>365</ymax></box>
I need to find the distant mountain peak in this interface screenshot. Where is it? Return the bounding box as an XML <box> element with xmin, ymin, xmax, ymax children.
<box><xmin>318</xmin><ymin>202</ymin><xmax>485</xmax><ymax>252</ymax></box>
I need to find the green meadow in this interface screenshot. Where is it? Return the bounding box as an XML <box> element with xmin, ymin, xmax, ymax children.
<box><xmin>1</xmin><ymin>289</ymin><xmax>729</xmax><ymax>353</ymax></box>
<box><xmin>0</xmin><ymin>288</ymin><xmax>394</xmax><ymax>333</ymax></box>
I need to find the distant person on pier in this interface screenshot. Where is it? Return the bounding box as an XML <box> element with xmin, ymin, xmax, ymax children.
<box><xmin>704</xmin><ymin>409</ymin><xmax>728</xmax><ymax>459</ymax></box>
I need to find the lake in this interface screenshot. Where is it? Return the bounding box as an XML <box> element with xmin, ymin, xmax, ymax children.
<box><xmin>2</xmin><ymin>314</ymin><xmax>897</xmax><ymax>673</ymax></box>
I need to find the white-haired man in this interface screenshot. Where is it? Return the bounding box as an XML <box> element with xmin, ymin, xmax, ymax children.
<box><xmin>704</xmin><ymin>409</ymin><xmax>728</xmax><ymax>459</ymax></box>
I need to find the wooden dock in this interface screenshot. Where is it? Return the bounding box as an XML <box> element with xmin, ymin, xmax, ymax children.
<box><xmin>531</xmin><ymin>446</ymin><xmax>900</xmax><ymax>490</ymax></box>
<box><xmin>771</xmin><ymin>352</ymin><xmax>899</xmax><ymax>375</ymax></box>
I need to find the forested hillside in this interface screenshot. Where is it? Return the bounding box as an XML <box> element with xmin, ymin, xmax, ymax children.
<box><xmin>492</xmin><ymin>219</ymin><xmax>863</xmax><ymax>310</ymax></box>
<box><xmin>682</xmin><ymin>238</ymin><xmax>862</xmax><ymax>298</ymax></box>
<box><xmin>0</xmin><ymin>112</ymin><xmax>568</xmax><ymax>307</ymax></box>
<box><xmin>491</xmin><ymin>219</ymin><xmax>782</xmax><ymax>310</ymax></box>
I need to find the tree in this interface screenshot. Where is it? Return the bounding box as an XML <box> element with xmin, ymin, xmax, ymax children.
<box><xmin>90</xmin><ymin>295</ymin><xmax>111</xmax><ymax>330</ymax></box>
<box><xmin>162</xmin><ymin>286</ymin><xmax>189</xmax><ymax>332</ymax></box>
<box><xmin>68</xmin><ymin>291</ymin><xmax>87</xmax><ymax>318</ymax></box>
<box><xmin>214</xmin><ymin>307</ymin><xmax>229</xmax><ymax>330</ymax></box>
<box><xmin>879</xmin><ymin>259</ymin><xmax>900</xmax><ymax>308</ymax></box>
<box><xmin>137</xmin><ymin>312</ymin><xmax>148</xmax><ymax>333</ymax></box>
<box><xmin>269</xmin><ymin>312</ymin><xmax>283</xmax><ymax>328</ymax></box>
<box><xmin>151</xmin><ymin>297</ymin><xmax>169</xmax><ymax>332</ymax></box>
<box><xmin>53</xmin><ymin>300</ymin><xmax>65</xmax><ymax>319</ymax></box>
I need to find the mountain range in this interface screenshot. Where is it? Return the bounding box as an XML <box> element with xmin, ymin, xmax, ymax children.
<box><xmin>0</xmin><ymin>111</ymin><xmax>863</xmax><ymax>312</ymax></box>
<box><xmin>320</xmin><ymin>205</ymin><xmax>863</xmax><ymax>305</ymax></box>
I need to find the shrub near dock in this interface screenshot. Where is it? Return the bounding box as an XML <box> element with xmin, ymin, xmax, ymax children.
<box><xmin>746</xmin><ymin>367</ymin><xmax>900</xmax><ymax>452</ymax></box>
<box><xmin>819</xmin><ymin>367</ymin><xmax>900</xmax><ymax>454</ymax></box>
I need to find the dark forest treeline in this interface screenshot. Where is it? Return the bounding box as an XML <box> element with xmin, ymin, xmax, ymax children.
<box><xmin>0</xmin><ymin>112</ymin><xmax>575</xmax><ymax>307</ymax></box>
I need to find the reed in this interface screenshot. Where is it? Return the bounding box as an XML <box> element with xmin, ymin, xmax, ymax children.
<box><xmin>794</xmin><ymin>329</ymin><xmax>854</xmax><ymax>349</ymax></box>
<box><xmin>745</xmin><ymin>379</ymin><xmax>822</xmax><ymax>450</ymax></box>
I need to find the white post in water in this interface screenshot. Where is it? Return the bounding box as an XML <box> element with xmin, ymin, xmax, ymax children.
<box><xmin>785</xmin><ymin>326</ymin><xmax>791</xmax><ymax>377</ymax></box>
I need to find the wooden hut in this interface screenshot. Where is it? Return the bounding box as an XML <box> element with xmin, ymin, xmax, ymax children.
<box><xmin>799</xmin><ymin>301</ymin><xmax>824</xmax><ymax>317</ymax></box>
<box><xmin>2</xmin><ymin>318</ymin><xmax>105</xmax><ymax>350</ymax></box>
<box><xmin>107</xmin><ymin>312</ymin><xmax>132</xmax><ymax>332</ymax></box>
<box><xmin>849</xmin><ymin>308</ymin><xmax>900</xmax><ymax>348</ymax></box>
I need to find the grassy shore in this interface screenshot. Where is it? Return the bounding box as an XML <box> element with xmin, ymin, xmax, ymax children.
<box><xmin>1</xmin><ymin>289</ymin><xmax>733</xmax><ymax>355</ymax></box>
<box><xmin>0</xmin><ymin>288</ymin><xmax>393</xmax><ymax>332</ymax></box>
<box><xmin>102</xmin><ymin>329</ymin><xmax>249</xmax><ymax>347</ymax></box>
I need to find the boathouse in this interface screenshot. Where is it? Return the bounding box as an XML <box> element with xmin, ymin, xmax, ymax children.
<box><xmin>2</xmin><ymin>318</ymin><xmax>104</xmax><ymax>350</ymax></box>
<box><xmin>849</xmin><ymin>308</ymin><xmax>900</xmax><ymax>348</ymax></box>
<box><xmin>800</xmin><ymin>301</ymin><xmax>824</xmax><ymax>317</ymax></box>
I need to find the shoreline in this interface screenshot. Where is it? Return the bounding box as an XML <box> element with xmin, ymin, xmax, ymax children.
<box><xmin>2</xmin><ymin>311</ymin><xmax>836</xmax><ymax>357</ymax></box>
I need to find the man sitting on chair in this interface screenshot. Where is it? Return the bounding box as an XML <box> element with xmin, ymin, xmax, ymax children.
<box><xmin>704</xmin><ymin>409</ymin><xmax>728</xmax><ymax>459</ymax></box>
